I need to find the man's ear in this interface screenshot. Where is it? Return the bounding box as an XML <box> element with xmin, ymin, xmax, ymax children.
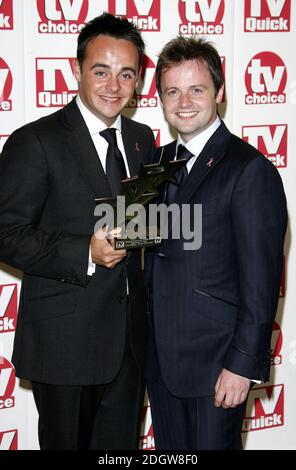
<box><xmin>216</xmin><ymin>84</ymin><xmax>224</xmax><ymax>104</ymax></box>
<box><xmin>72</xmin><ymin>59</ymin><xmax>81</xmax><ymax>83</ymax></box>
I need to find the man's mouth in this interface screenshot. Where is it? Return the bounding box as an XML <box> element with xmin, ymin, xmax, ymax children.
<box><xmin>176</xmin><ymin>111</ymin><xmax>198</xmax><ymax>118</ymax></box>
<box><xmin>101</xmin><ymin>96</ymin><xmax>121</xmax><ymax>102</ymax></box>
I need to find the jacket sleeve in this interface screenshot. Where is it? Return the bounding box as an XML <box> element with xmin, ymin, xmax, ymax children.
<box><xmin>0</xmin><ymin>128</ymin><xmax>90</xmax><ymax>287</ymax></box>
<box><xmin>223</xmin><ymin>155</ymin><xmax>287</xmax><ymax>381</ymax></box>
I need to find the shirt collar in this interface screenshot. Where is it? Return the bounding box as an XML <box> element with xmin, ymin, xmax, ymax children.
<box><xmin>76</xmin><ymin>95</ymin><xmax>122</xmax><ymax>135</ymax></box>
<box><xmin>177</xmin><ymin>116</ymin><xmax>221</xmax><ymax>157</ymax></box>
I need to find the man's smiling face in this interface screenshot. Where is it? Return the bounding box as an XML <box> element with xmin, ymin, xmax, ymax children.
<box><xmin>74</xmin><ymin>34</ymin><xmax>139</xmax><ymax>126</ymax></box>
<box><xmin>161</xmin><ymin>60</ymin><xmax>224</xmax><ymax>142</ymax></box>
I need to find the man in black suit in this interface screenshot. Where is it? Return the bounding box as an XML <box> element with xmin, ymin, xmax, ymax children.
<box><xmin>145</xmin><ymin>36</ymin><xmax>287</xmax><ymax>450</ymax></box>
<box><xmin>0</xmin><ymin>13</ymin><xmax>154</xmax><ymax>450</ymax></box>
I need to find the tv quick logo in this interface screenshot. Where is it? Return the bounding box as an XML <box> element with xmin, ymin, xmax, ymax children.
<box><xmin>245</xmin><ymin>52</ymin><xmax>287</xmax><ymax>104</ymax></box>
<box><xmin>178</xmin><ymin>0</ymin><xmax>225</xmax><ymax>35</ymax></box>
<box><xmin>244</xmin><ymin>0</ymin><xmax>290</xmax><ymax>32</ymax></box>
<box><xmin>37</xmin><ymin>0</ymin><xmax>89</xmax><ymax>33</ymax></box>
<box><xmin>271</xmin><ymin>321</ymin><xmax>282</xmax><ymax>366</ymax></box>
<box><xmin>0</xmin><ymin>429</ymin><xmax>17</xmax><ymax>450</ymax></box>
<box><xmin>127</xmin><ymin>55</ymin><xmax>157</xmax><ymax>108</ymax></box>
<box><xmin>242</xmin><ymin>124</ymin><xmax>287</xmax><ymax>168</ymax></box>
<box><xmin>36</xmin><ymin>58</ymin><xmax>77</xmax><ymax>108</ymax></box>
<box><xmin>0</xmin><ymin>284</ymin><xmax>17</xmax><ymax>333</ymax></box>
<box><xmin>280</xmin><ymin>255</ymin><xmax>285</xmax><ymax>297</ymax></box>
<box><xmin>140</xmin><ymin>404</ymin><xmax>155</xmax><ymax>450</ymax></box>
<box><xmin>0</xmin><ymin>134</ymin><xmax>9</xmax><ymax>152</ymax></box>
<box><xmin>0</xmin><ymin>0</ymin><xmax>13</xmax><ymax>30</ymax></box>
<box><xmin>0</xmin><ymin>356</ymin><xmax>15</xmax><ymax>411</ymax></box>
<box><xmin>0</xmin><ymin>57</ymin><xmax>12</xmax><ymax>111</ymax></box>
<box><xmin>242</xmin><ymin>384</ymin><xmax>284</xmax><ymax>432</ymax></box>
<box><xmin>110</xmin><ymin>0</ymin><xmax>160</xmax><ymax>31</ymax></box>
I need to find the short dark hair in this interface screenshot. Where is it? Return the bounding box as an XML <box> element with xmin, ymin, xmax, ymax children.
<box><xmin>156</xmin><ymin>36</ymin><xmax>224</xmax><ymax>98</ymax></box>
<box><xmin>77</xmin><ymin>12</ymin><xmax>145</xmax><ymax>70</ymax></box>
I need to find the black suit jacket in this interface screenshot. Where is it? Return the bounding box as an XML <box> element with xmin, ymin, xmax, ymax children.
<box><xmin>0</xmin><ymin>99</ymin><xmax>155</xmax><ymax>385</ymax></box>
<box><xmin>145</xmin><ymin>121</ymin><xmax>287</xmax><ymax>398</ymax></box>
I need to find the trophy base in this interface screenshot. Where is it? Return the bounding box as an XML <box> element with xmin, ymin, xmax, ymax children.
<box><xmin>114</xmin><ymin>237</ymin><xmax>162</xmax><ymax>250</ymax></box>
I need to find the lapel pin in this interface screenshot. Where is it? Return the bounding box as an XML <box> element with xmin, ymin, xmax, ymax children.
<box><xmin>135</xmin><ymin>142</ymin><xmax>140</xmax><ymax>151</ymax></box>
<box><xmin>206</xmin><ymin>157</ymin><xmax>214</xmax><ymax>167</ymax></box>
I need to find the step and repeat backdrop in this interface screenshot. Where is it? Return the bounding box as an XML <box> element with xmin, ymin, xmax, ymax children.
<box><xmin>0</xmin><ymin>0</ymin><xmax>295</xmax><ymax>450</ymax></box>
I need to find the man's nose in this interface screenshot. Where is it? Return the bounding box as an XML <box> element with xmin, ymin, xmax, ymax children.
<box><xmin>106</xmin><ymin>75</ymin><xmax>120</xmax><ymax>93</ymax></box>
<box><xmin>178</xmin><ymin>92</ymin><xmax>192</xmax><ymax>107</ymax></box>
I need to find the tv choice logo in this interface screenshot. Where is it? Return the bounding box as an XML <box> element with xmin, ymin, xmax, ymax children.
<box><xmin>0</xmin><ymin>284</ymin><xmax>17</xmax><ymax>333</ymax></box>
<box><xmin>37</xmin><ymin>0</ymin><xmax>89</xmax><ymax>34</ymax></box>
<box><xmin>271</xmin><ymin>321</ymin><xmax>282</xmax><ymax>366</ymax></box>
<box><xmin>0</xmin><ymin>57</ymin><xmax>12</xmax><ymax>111</ymax></box>
<box><xmin>36</xmin><ymin>57</ymin><xmax>77</xmax><ymax>108</ymax></box>
<box><xmin>178</xmin><ymin>0</ymin><xmax>225</xmax><ymax>36</ymax></box>
<box><xmin>109</xmin><ymin>0</ymin><xmax>160</xmax><ymax>31</ymax></box>
<box><xmin>242</xmin><ymin>124</ymin><xmax>287</xmax><ymax>168</ymax></box>
<box><xmin>0</xmin><ymin>0</ymin><xmax>13</xmax><ymax>30</ymax></box>
<box><xmin>127</xmin><ymin>55</ymin><xmax>157</xmax><ymax>108</ymax></box>
<box><xmin>140</xmin><ymin>403</ymin><xmax>155</xmax><ymax>450</ymax></box>
<box><xmin>0</xmin><ymin>134</ymin><xmax>9</xmax><ymax>152</ymax></box>
<box><xmin>36</xmin><ymin>0</ymin><xmax>160</xmax><ymax>33</ymax></box>
<box><xmin>245</xmin><ymin>52</ymin><xmax>287</xmax><ymax>105</ymax></box>
<box><xmin>0</xmin><ymin>429</ymin><xmax>18</xmax><ymax>450</ymax></box>
<box><xmin>0</xmin><ymin>356</ymin><xmax>15</xmax><ymax>411</ymax></box>
<box><xmin>242</xmin><ymin>384</ymin><xmax>284</xmax><ymax>432</ymax></box>
<box><xmin>244</xmin><ymin>0</ymin><xmax>290</xmax><ymax>32</ymax></box>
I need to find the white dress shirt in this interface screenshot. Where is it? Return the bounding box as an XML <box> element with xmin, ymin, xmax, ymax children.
<box><xmin>175</xmin><ymin>116</ymin><xmax>221</xmax><ymax>170</ymax></box>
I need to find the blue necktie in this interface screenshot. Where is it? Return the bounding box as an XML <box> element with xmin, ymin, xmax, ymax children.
<box><xmin>166</xmin><ymin>144</ymin><xmax>194</xmax><ymax>204</ymax></box>
<box><xmin>100</xmin><ymin>128</ymin><xmax>127</xmax><ymax>196</ymax></box>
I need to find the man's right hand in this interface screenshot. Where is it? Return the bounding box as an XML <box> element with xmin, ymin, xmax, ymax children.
<box><xmin>90</xmin><ymin>227</ymin><xmax>127</xmax><ymax>269</ymax></box>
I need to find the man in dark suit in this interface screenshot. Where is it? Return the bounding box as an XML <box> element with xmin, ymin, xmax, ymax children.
<box><xmin>145</xmin><ymin>36</ymin><xmax>287</xmax><ymax>450</ymax></box>
<box><xmin>0</xmin><ymin>13</ymin><xmax>154</xmax><ymax>450</ymax></box>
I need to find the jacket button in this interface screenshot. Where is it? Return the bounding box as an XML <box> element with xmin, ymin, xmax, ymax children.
<box><xmin>117</xmin><ymin>296</ymin><xmax>125</xmax><ymax>303</ymax></box>
<box><xmin>157</xmin><ymin>252</ymin><xmax>165</xmax><ymax>258</ymax></box>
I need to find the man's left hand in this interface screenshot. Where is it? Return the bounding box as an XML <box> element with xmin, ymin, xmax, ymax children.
<box><xmin>214</xmin><ymin>368</ymin><xmax>251</xmax><ymax>409</ymax></box>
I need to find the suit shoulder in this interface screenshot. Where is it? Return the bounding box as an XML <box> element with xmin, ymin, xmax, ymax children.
<box><xmin>228</xmin><ymin>133</ymin><xmax>263</xmax><ymax>161</ymax></box>
<box><xmin>228</xmin><ymin>134</ymin><xmax>283</xmax><ymax>183</ymax></box>
<box><xmin>121</xmin><ymin>115</ymin><xmax>153</xmax><ymax>136</ymax></box>
<box><xmin>8</xmin><ymin>108</ymin><xmax>62</xmax><ymax>142</ymax></box>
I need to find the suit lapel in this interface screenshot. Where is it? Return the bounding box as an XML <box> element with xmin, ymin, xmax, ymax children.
<box><xmin>175</xmin><ymin>121</ymin><xmax>231</xmax><ymax>205</ymax></box>
<box><xmin>157</xmin><ymin>122</ymin><xmax>231</xmax><ymax>239</ymax></box>
<box><xmin>62</xmin><ymin>99</ymin><xmax>111</xmax><ymax>197</ymax></box>
<box><xmin>121</xmin><ymin>116</ymin><xmax>143</xmax><ymax>177</ymax></box>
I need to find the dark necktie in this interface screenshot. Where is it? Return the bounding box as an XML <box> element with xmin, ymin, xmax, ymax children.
<box><xmin>166</xmin><ymin>144</ymin><xmax>195</xmax><ymax>204</ymax></box>
<box><xmin>100</xmin><ymin>128</ymin><xmax>127</xmax><ymax>196</ymax></box>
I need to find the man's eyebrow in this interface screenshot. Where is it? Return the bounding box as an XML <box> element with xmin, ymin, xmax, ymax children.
<box><xmin>121</xmin><ymin>66</ymin><xmax>137</xmax><ymax>75</ymax></box>
<box><xmin>90</xmin><ymin>64</ymin><xmax>137</xmax><ymax>75</ymax></box>
<box><xmin>90</xmin><ymin>63</ymin><xmax>110</xmax><ymax>70</ymax></box>
<box><xmin>164</xmin><ymin>84</ymin><xmax>207</xmax><ymax>92</ymax></box>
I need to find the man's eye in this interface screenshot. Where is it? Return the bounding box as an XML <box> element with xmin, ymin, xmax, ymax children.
<box><xmin>121</xmin><ymin>73</ymin><xmax>133</xmax><ymax>80</ymax></box>
<box><xmin>168</xmin><ymin>89</ymin><xmax>177</xmax><ymax>96</ymax></box>
<box><xmin>95</xmin><ymin>70</ymin><xmax>107</xmax><ymax>77</ymax></box>
<box><xmin>192</xmin><ymin>88</ymin><xmax>202</xmax><ymax>94</ymax></box>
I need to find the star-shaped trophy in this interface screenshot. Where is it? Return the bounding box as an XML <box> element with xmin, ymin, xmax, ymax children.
<box><xmin>95</xmin><ymin>156</ymin><xmax>186</xmax><ymax>250</ymax></box>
